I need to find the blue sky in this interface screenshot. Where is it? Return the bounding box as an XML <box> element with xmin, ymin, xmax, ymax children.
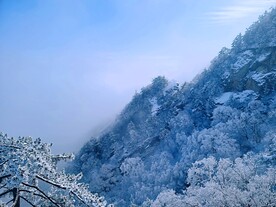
<box><xmin>0</xmin><ymin>0</ymin><xmax>275</xmax><ymax>153</ymax></box>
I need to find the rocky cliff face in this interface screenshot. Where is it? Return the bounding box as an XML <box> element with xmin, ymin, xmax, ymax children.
<box><xmin>219</xmin><ymin>47</ymin><xmax>276</xmax><ymax>93</ymax></box>
<box><xmin>69</xmin><ymin>8</ymin><xmax>276</xmax><ymax>206</ymax></box>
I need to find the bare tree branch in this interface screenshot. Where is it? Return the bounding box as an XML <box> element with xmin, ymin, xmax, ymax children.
<box><xmin>0</xmin><ymin>174</ymin><xmax>11</xmax><ymax>183</ymax></box>
<box><xmin>70</xmin><ymin>191</ymin><xmax>90</xmax><ymax>207</ymax></box>
<box><xmin>6</xmin><ymin>198</ymin><xmax>13</xmax><ymax>205</ymax></box>
<box><xmin>22</xmin><ymin>182</ymin><xmax>61</xmax><ymax>207</ymax></box>
<box><xmin>0</xmin><ymin>188</ymin><xmax>12</xmax><ymax>197</ymax></box>
<box><xmin>36</xmin><ymin>175</ymin><xmax>66</xmax><ymax>190</ymax></box>
<box><xmin>0</xmin><ymin>183</ymin><xmax>7</xmax><ymax>190</ymax></box>
<box><xmin>21</xmin><ymin>196</ymin><xmax>36</xmax><ymax>207</ymax></box>
<box><xmin>19</xmin><ymin>189</ymin><xmax>48</xmax><ymax>201</ymax></box>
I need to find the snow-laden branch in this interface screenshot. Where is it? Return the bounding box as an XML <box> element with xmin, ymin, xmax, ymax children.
<box><xmin>0</xmin><ymin>133</ymin><xmax>110</xmax><ymax>207</ymax></box>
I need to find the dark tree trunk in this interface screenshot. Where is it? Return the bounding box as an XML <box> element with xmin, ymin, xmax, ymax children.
<box><xmin>12</xmin><ymin>188</ymin><xmax>20</xmax><ymax>207</ymax></box>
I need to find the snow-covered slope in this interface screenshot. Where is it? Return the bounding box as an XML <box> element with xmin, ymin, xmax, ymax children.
<box><xmin>69</xmin><ymin>8</ymin><xmax>276</xmax><ymax>206</ymax></box>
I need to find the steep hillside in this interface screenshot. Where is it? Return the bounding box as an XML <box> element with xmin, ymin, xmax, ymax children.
<box><xmin>70</xmin><ymin>8</ymin><xmax>276</xmax><ymax>206</ymax></box>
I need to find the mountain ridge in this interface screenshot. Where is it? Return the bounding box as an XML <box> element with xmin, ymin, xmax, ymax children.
<box><xmin>69</xmin><ymin>8</ymin><xmax>276</xmax><ymax>206</ymax></box>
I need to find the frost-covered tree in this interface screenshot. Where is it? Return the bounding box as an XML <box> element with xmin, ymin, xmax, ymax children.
<box><xmin>150</xmin><ymin>189</ymin><xmax>185</xmax><ymax>207</ymax></box>
<box><xmin>0</xmin><ymin>133</ymin><xmax>110</xmax><ymax>207</ymax></box>
<box><xmin>184</xmin><ymin>127</ymin><xmax>240</xmax><ymax>163</ymax></box>
<box><xmin>211</xmin><ymin>105</ymin><xmax>239</xmax><ymax>126</ymax></box>
<box><xmin>153</xmin><ymin>152</ymin><xmax>276</xmax><ymax>207</ymax></box>
<box><xmin>231</xmin><ymin>33</ymin><xmax>244</xmax><ymax>51</ymax></box>
<box><xmin>183</xmin><ymin>154</ymin><xmax>276</xmax><ymax>207</ymax></box>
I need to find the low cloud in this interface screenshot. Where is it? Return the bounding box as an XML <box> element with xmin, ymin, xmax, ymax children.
<box><xmin>208</xmin><ymin>0</ymin><xmax>276</xmax><ymax>24</ymax></box>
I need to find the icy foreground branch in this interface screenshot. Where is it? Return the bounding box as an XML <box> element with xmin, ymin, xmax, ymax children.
<box><xmin>0</xmin><ymin>133</ymin><xmax>112</xmax><ymax>207</ymax></box>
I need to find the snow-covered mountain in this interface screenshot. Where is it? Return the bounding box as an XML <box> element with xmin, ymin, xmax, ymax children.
<box><xmin>70</xmin><ymin>8</ymin><xmax>276</xmax><ymax>206</ymax></box>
